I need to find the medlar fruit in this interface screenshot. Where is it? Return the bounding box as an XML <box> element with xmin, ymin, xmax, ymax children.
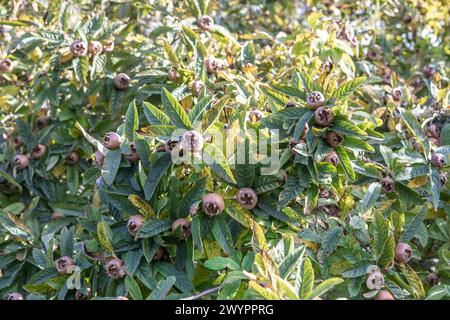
<box><xmin>192</xmin><ymin>80</ymin><xmax>205</xmax><ymax>97</ymax></box>
<box><xmin>106</xmin><ymin>258</ymin><xmax>125</xmax><ymax>280</ymax></box>
<box><xmin>88</xmin><ymin>41</ymin><xmax>103</xmax><ymax>55</ymax></box>
<box><xmin>236</xmin><ymin>188</ymin><xmax>258</xmax><ymax>210</ymax></box>
<box><xmin>65</xmin><ymin>151</ymin><xmax>79</xmax><ymax>165</ymax></box>
<box><xmin>197</xmin><ymin>15</ymin><xmax>214</xmax><ymax>31</ymax></box>
<box><xmin>374</xmin><ymin>290</ymin><xmax>395</xmax><ymax>300</ymax></box>
<box><xmin>172</xmin><ymin>218</ymin><xmax>191</xmax><ymax>239</ymax></box>
<box><xmin>55</xmin><ymin>256</ymin><xmax>75</xmax><ymax>275</ymax></box>
<box><xmin>31</xmin><ymin>144</ymin><xmax>46</xmax><ymax>159</ymax></box>
<box><xmin>306</xmin><ymin>91</ymin><xmax>325</xmax><ymax>109</ymax></box>
<box><xmin>0</xmin><ymin>58</ymin><xmax>13</xmax><ymax>72</ymax></box>
<box><xmin>380</xmin><ymin>177</ymin><xmax>395</xmax><ymax>194</ymax></box>
<box><xmin>70</xmin><ymin>40</ymin><xmax>88</xmax><ymax>57</ymax></box>
<box><xmin>114</xmin><ymin>73</ymin><xmax>130</xmax><ymax>90</ymax></box>
<box><xmin>180</xmin><ymin>130</ymin><xmax>204</xmax><ymax>153</ymax></box>
<box><xmin>314</xmin><ymin>107</ymin><xmax>334</xmax><ymax>126</ymax></box>
<box><xmin>103</xmin><ymin>132</ymin><xmax>121</xmax><ymax>149</ymax></box>
<box><xmin>127</xmin><ymin>215</ymin><xmax>144</xmax><ymax>236</ymax></box>
<box><xmin>366</xmin><ymin>271</ymin><xmax>384</xmax><ymax>290</ymax></box>
<box><xmin>394</xmin><ymin>243</ymin><xmax>413</xmax><ymax>263</ymax></box>
<box><xmin>168</xmin><ymin>68</ymin><xmax>180</xmax><ymax>82</ymax></box>
<box><xmin>326</xmin><ymin>131</ymin><xmax>344</xmax><ymax>147</ymax></box>
<box><xmin>125</xmin><ymin>142</ymin><xmax>139</xmax><ymax>163</ymax></box>
<box><xmin>6</xmin><ymin>293</ymin><xmax>24</xmax><ymax>300</ymax></box>
<box><xmin>430</xmin><ymin>153</ymin><xmax>445</xmax><ymax>168</ymax></box>
<box><xmin>202</xmin><ymin>193</ymin><xmax>225</xmax><ymax>216</ymax></box>
<box><xmin>324</xmin><ymin>151</ymin><xmax>339</xmax><ymax>166</ymax></box>
<box><xmin>13</xmin><ymin>154</ymin><xmax>29</xmax><ymax>170</ymax></box>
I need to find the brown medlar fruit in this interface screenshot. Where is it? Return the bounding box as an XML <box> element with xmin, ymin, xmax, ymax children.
<box><xmin>70</xmin><ymin>40</ymin><xmax>88</xmax><ymax>57</ymax></box>
<box><xmin>65</xmin><ymin>151</ymin><xmax>79</xmax><ymax>165</ymax></box>
<box><xmin>0</xmin><ymin>58</ymin><xmax>13</xmax><ymax>72</ymax></box>
<box><xmin>124</xmin><ymin>142</ymin><xmax>139</xmax><ymax>163</ymax></box>
<box><xmin>314</xmin><ymin>107</ymin><xmax>334</xmax><ymax>126</ymax></box>
<box><xmin>197</xmin><ymin>15</ymin><xmax>214</xmax><ymax>31</ymax></box>
<box><xmin>31</xmin><ymin>144</ymin><xmax>46</xmax><ymax>159</ymax></box>
<box><xmin>127</xmin><ymin>215</ymin><xmax>144</xmax><ymax>236</ymax></box>
<box><xmin>374</xmin><ymin>290</ymin><xmax>395</xmax><ymax>300</ymax></box>
<box><xmin>191</xmin><ymin>80</ymin><xmax>205</xmax><ymax>97</ymax></box>
<box><xmin>55</xmin><ymin>256</ymin><xmax>75</xmax><ymax>275</ymax></box>
<box><xmin>394</xmin><ymin>243</ymin><xmax>413</xmax><ymax>263</ymax></box>
<box><xmin>202</xmin><ymin>193</ymin><xmax>225</xmax><ymax>216</ymax></box>
<box><xmin>326</xmin><ymin>131</ymin><xmax>344</xmax><ymax>147</ymax></box>
<box><xmin>324</xmin><ymin>151</ymin><xmax>339</xmax><ymax>166</ymax></box>
<box><xmin>306</xmin><ymin>91</ymin><xmax>325</xmax><ymax>109</ymax></box>
<box><xmin>103</xmin><ymin>132</ymin><xmax>121</xmax><ymax>149</ymax></box>
<box><xmin>106</xmin><ymin>258</ymin><xmax>125</xmax><ymax>280</ymax></box>
<box><xmin>236</xmin><ymin>188</ymin><xmax>258</xmax><ymax>210</ymax></box>
<box><xmin>172</xmin><ymin>218</ymin><xmax>191</xmax><ymax>239</ymax></box>
<box><xmin>430</xmin><ymin>153</ymin><xmax>445</xmax><ymax>168</ymax></box>
<box><xmin>180</xmin><ymin>130</ymin><xmax>204</xmax><ymax>153</ymax></box>
<box><xmin>366</xmin><ymin>271</ymin><xmax>384</xmax><ymax>290</ymax></box>
<box><xmin>13</xmin><ymin>154</ymin><xmax>29</xmax><ymax>170</ymax></box>
<box><xmin>168</xmin><ymin>68</ymin><xmax>180</xmax><ymax>82</ymax></box>
<box><xmin>114</xmin><ymin>73</ymin><xmax>130</xmax><ymax>90</ymax></box>
<box><xmin>380</xmin><ymin>177</ymin><xmax>395</xmax><ymax>194</ymax></box>
<box><xmin>88</xmin><ymin>41</ymin><xmax>103</xmax><ymax>55</ymax></box>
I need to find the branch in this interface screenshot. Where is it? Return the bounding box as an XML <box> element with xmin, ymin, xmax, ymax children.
<box><xmin>180</xmin><ymin>286</ymin><xmax>221</xmax><ymax>300</ymax></box>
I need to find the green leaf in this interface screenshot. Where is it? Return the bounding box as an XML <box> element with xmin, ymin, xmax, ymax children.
<box><xmin>342</xmin><ymin>136</ymin><xmax>375</xmax><ymax>153</ymax></box>
<box><xmin>137</xmin><ymin>220</ymin><xmax>171</xmax><ymax>239</ymax></box>
<box><xmin>279</xmin><ymin>246</ymin><xmax>305</xmax><ymax>279</ymax></box>
<box><xmin>303</xmin><ymin>278</ymin><xmax>344</xmax><ymax>300</ymax></box>
<box><xmin>332</xmin><ymin>120</ymin><xmax>367</xmax><ymax>137</ymax></box>
<box><xmin>72</xmin><ymin>56</ymin><xmax>88</xmax><ymax>84</ymax></box>
<box><xmin>398</xmin><ymin>108</ymin><xmax>430</xmax><ymax>156</ymax></box>
<box><xmin>101</xmin><ymin>148</ymin><xmax>122</xmax><ymax>185</ymax></box>
<box><xmin>361</xmin><ymin>182</ymin><xmax>381</xmax><ymax>213</ymax></box>
<box><xmin>59</xmin><ymin>227</ymin><xmax>74</xmax><ymax>257</ymax></box>
<box><xmin>123</xmin><ymin>100</ymin><xmax>139</xmax><ymax>142</ymax></box>
<box><xmin>378</xmin><ymin>235</ymin><xmax>395</xmax><ymax>269</ymax></box>
<box><xmin>97</xmin><ymin>220</ymin><xmax>114</xmax><ymax>254</ymax></box>
<box><xmin>188</xmin><ymin>96</ymin><xmax>212</xmax><ymax>124</ymax></box>
<box><xmin>154</xmin><ymin>262</ymin><xmax>194</xmax><ymax>293</ymax></box>
<box><xmin>203</xmin><ymin>144</ymin><xmax>237</xmax><ymax>184</ymax></box>
<box><xmin>125</xmin><ymin>276</ymin><xmax>143</xmax><ymax>300</ymax></box>
<box><xmin>204</xmin><ymin>257</ymin><xmax>240</xmax><ymax>271</ymax></box>
<box><xmin>400</xmin><ymin>205</ymin><xmax>427</xmax><ymax>242</ymax></box>
<box><xmin>373</xmin><ymin>211</ymin><xmax>389</xmax><ymax>258</ymax></box>
<box><xmin>335</xmin><ymin>146</ymin><xmax>356</xmax><ymax>181</ymax></box>
<box><xmin>321</xmin><ymin>227</ymin><xmax>342</xmax><ymax>255</ymax></box>
<box><xmin>161</xmin><ymin>88</ymin><xmax>192</xmax><ymax>129</ymax></box>
<box><xmin>429</xmin><ymin>167</ymin><xmax>441</xmax><ymax>211</ymax></box>
<box><xmin>299</xmin><ymin>258</ymin><xmax>314</xmax><ymax>299</ymax></box>
<box><xmin>143</xmin><ymin>102</ymin><xmax>170</xmax><ymax>126</ymax></box>
<box><xmin>211</xmin><ymin>215</ymin><xmax>234</xmax><ymax>255</ymax></box>
<box><xmin>66</xmin><ymin>165</ymin><xmax>79</xmax><ymax>195</ymax></box>
<box><xmin>330</xmin><ymin>77</ymin><xmax>366</xmax><ymax>102</ymax></box>
<box><xmin>144</xmin><ymin>153</ymin><xmax>172</xmax><ymax>200</ymax></box>
<box><xmin>293</xmin><ymin>110</ymin><xmax>314</xmax><ymax>141</ymax></box>
<box><xmin>147</xmin><ymin>276</ymin><xmax>176</xmax><ymax>300</ymax></box>
<box><xmin>163</xmin><ymin>40</ymin><xmax>179</xmax><ymax>66</ymax></box>
<box><xmin>0</xmin><ymin>170</ymin><xmax>22</xmax><ymax>192</ymax></box>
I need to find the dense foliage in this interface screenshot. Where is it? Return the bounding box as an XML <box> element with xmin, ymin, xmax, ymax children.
<box><xmin>0</xmin><ymin>0</ymin><xmax>449</xmax><ymax>301</ymax></box>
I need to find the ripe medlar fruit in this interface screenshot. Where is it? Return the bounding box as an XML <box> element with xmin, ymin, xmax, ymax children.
<box><xmin>314</xmin><ymin>107</ymin><xmax>334</xmax><ymax>126</ymax></box>
<box><xmin>191</xmin><ymin>80</ymin><xmax>205</xmax><ymax>97</ymax></box>
<box><xmin>103</xmin><ymin>132</ymin><xmax>121</xmax><ymax>149</ymax></box>
<box><xmin>55</xmin><ymin>256</ymin><xmax>75</xmax><ymax>275</ymax></box>
<box><xmin>249</xmin><ymin>110</ymin><xmax>264</xmax><ymax>123</ymax></box>
<box><xmin>426</xmin><ymin>272</ymin><xmax>439</xmax><ymax>286</ymax></box>
<box><xmin>114</xmin><ymin>73</ymin><xmax>130</xmax><ymax>90</ymax></box>
<box><xmin>0</xmin><ymin>58</ymin><xmax>13</xmax><ymax>72</ymax></box>
<box><xmin>88</xmin><ymin>41</ymin><xmax>103</xmax><ymax>55</ymax></box>
<box><xmin>394</xmin><ymin>243</ymin><xmax>413</xmax><ymax>263</ymax></box>
<box><xmin>374</xmin><ymin>290</ymin><xmax>395</xmax><ymax>300</ymax></box>
<box><xmin>205</xmin><ymin>57</ymin><xmax>221</xmax><ymax>73</ymax></box>
<box><xmin>326</xmin><ymin>131</ymin><xmax>344</xmax><ymax>147</ymax></box>
<box><xmin>36</xmin><ymin>116</ymin><xmax>51</xmax><ymax>129</ymax></box>
<box><xmin>318</xmin><ymin>204</ymin><xmax>340</xmax><ymax>217</ymax></box>
<box><xmin>65</xmin><ymin>151</ymin><xmax>79</xmax><ymax>165</ymax></box>
<box><xmin>324</xmin><ymin>151</ymin><xmax>339</xmax><ymax>166</ymax></box>
<box><xmin>236</xmin><ymin>188</ymin><xmax>258</xmax><ymax>210</ymax></box>
<box><xmin>94</xmin><ymin>150</ymin><xmax>104</xmax><ymax>168</ymax></box>
<box><xmin>439</xmin><ymin>172</ymin><xmax>447</xmax><ymax>186</ymax></box>
<box><xmin>306</xmin><ymin>91</ymin><xmax>325</xmax><ymax>109</ymax></box>
<box><xmin>6</xmin><ymin>293</ymin><xmax>24</xmax><ymax>300</ymax></box>
<box><xmin>102</xmin><ymin>40</ymin><xmax>114</xmax><ymax>53</ymax></box>
<box><xmin>197</xmin><ymin>15</ymin><xmax>214</xmax><ymax>31</ymax></box>
<box><xmin>31</xmin><ymin>144</ymin><xmax>46</xmax><ymax>159</ymax></box>
<box><xmin>392</xmin><ymin>88</ymin><xmax>403</xmax><ymax>101</ymax></box>
<box><xmin>124</xmin><ymin>142</ymin><xmax>139</xmax><ymax>163</ymax></box>
<box><xmin>127</xmin><ymin>215</ymin><xmax>144</xmax><ymax>236</ymax></box>
<box><xmin>366</xmin><ymin>271</ymin><xmax>384</xmax><ymax>290</ymax></box>
<box><xmin>380</xmin><ymin>177</ymin><xmax>395</xmax><ymax>194</ymax></box>
<box><xmin>70</xmin><ymin>40</ymin><xmax>88</xmax><ymax>57</ymax></box>
<box><xmin>180</xmin><ymin>130</ymin><xmax>204</xmax><ymax>153</ymax></box>
<box><xmin>105</xmin><ymin>258</ymin><xmax>125</xmax><ymax>280</ymax></box>
<box><xmin>430</xmin><ymin>153</ymin><xmax>445</xmax><ymax>168</ymax></box>
<box><xmin>172</xmin><ymin>218</ymin><xmax>191</xmax><ymax>239</ymax></box>
<box><xmin>423</xmin><ymin>65</ymin><xmax>436</xmax><ymax>78</ymax></box>
<box><xmin>13</xmin><ymin>154</ymin><xmax>29</xmax><ymax>170</ymax></box>
<box><xmin>168</xmin><ymin>68</ymin><xmax>180</xmax><ymax>82</ymax></box>
<box><xmin>202</xmin><ymin>193</ymin><xmax>225</xmax><ymax>216</ymax></box>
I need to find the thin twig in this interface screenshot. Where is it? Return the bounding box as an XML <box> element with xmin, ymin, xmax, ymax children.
<box><xmin>181</xmin><ymin>286</ymin><xmax>221</xmax><ymax>300</ymax></box>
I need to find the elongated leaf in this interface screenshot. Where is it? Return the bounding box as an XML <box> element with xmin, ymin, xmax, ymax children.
<box><xmin>137</xmin><ymin>220</ymin><xmax>171</xmax><ymax>238</ymax></box>
<box><xmin>161</xmin><ymin>88</ymin><xmax>192</xmax><ymax>129</ymax></box>
<box><xmin>147</xmin><ymin>276</ymin><xmax>176</xmax><ymax>300</ymax></box>
<box><xmin>400</xmin><ymin>205</ymin><xmax>427</xmax><ymax>242</ymax></box>
<box><xmin>125</xmin><ymin>276</ymin><xmax>143</xmax><ymax>300</ymax></box>
<box><xmin>299</xmin><ymin>258</ymin><xmax>314</xmax><ymax>299</ymax></box>
<box><xmin>332</xmin><ymin>120</ymin><xmax>367</xmax><ymax>137</ymax></box>
<box><xmin>303</xmin><ymin>278</ymin><xmax>344</xmax><ymax>300</ymax></box>
<box><xmin>143</xmin><ymin>102</ymin><xmax>170</xmax><ymax>126</ymax></box>
<box><xmin>342</xmin><ymin>136</ymin><xmax>375</xmax><ymax>153</ymax></box>
<box><xmin>398</xmin><ymin>108</ymin><xmax>430</xmax><ymax>156</ymax></box>
<box><xmin>331</xmin><ymin>77</ymin><xmax>366</xmax><ymax>101</ymax></box>
<box><xmin>335</xmin><ymin>146</ymin><xmax>355</xmax><ymax>181</ymax></box>
<box><xmin>144</xmin><ymin>153</ymin><xmax>172</xmax><ymax>200</ymax></box>
<box><xmin>101</xmin><ymin>148</ymin><xmax>122</xmax><ymax>185</ymax></box>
